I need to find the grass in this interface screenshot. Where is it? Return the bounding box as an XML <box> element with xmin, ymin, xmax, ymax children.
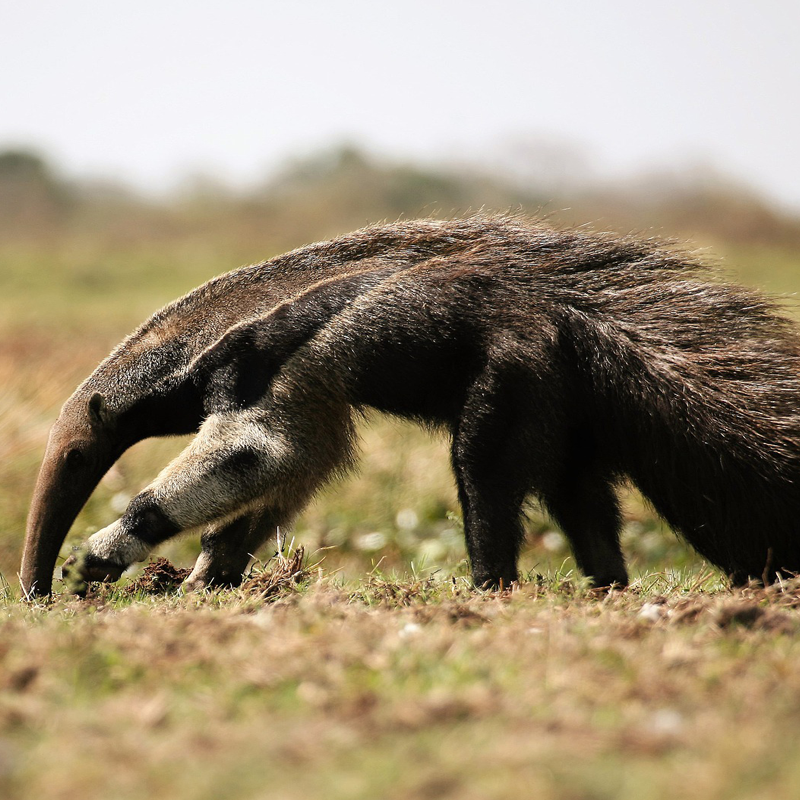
<box><xmin>3</xmin><ymin>558</ymin><xmax>800</xmax><ymax>800</ymax></box>
<box><xmin>1</xmin><ymin>225</ymin><xmax>800</xmax><ymax>799</ymax></box>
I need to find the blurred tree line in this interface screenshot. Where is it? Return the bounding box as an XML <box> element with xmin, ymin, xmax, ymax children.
<box><xmin>2</xmin><ymin>144</ymin><xmax>799</xmax><ymax>256</ymax></box>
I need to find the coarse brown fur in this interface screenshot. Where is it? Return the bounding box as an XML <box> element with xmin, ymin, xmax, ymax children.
<box><xmin>23</xmin><ymin>216</ymin><xmax>800</xmax><ymax>596</ymax></box>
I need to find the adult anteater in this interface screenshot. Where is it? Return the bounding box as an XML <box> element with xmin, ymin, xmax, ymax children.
<box><xmin>21</xmin><ymin>216</ymin><xmax>800</xmax><ymax>595</ymax></box>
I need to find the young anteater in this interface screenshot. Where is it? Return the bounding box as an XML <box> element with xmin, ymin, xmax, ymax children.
<box><xmin>23</xmin><ymin>216</ymin><xmax>800</xmax><ymax>595</ymax></box>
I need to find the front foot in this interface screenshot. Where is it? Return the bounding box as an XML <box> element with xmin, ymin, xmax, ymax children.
<box><xmin>62</xmin><ymin>550</ymin><xmax>126</xmax><ymax>595</ymax></box>
<box><xmin>181</xmin><ymin>552</ymin><xmax>247</xmax><ymax>593</ymax></box>
<box><xmin>62</xmin><ymin>519</ymin><xmax>151</xmax><ymax>594</ymax></box>
<box><xmin>586</xmin><ymin>570</ymin><xmax>629</xmax><ymax>593</ymax></box>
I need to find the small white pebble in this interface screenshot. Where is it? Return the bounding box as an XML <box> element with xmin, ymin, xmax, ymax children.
<box><xmin>395</xmin><ymin>508</ymin><xmax>419</xmax><ymax>530</ymax></box>
<box><xmin>648</xmin><ymin>708</ymin><xmax>684</xmax><ymax>736</ymax></box>
<box><xmin>418</xmin><ymin>539</ymin><xmax>447</xmax><ymax>561</ymax></box>
<box><xmin>638</xmin><ymin>603</ymin><xmax>667</xmax><ymax>622</ymax></box>
<box><xmin>399</xmin><ymin>622</ymin><xmax>422</xmax><ymax>638</ymax></box>
<box><xmin>247</xmin><ymin>610</ymin><xmax>274</xmax><ymax>630</ymax></box>
<box><xmin>355</xmin><ymin>531</ymin><xmax>387</xmax><ymax>552</ymax></box>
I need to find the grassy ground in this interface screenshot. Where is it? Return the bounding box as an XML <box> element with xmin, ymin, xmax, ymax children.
<box><xmin>2</xmin><ymin>228</ymin><xmax>800</xmax><ymax>799</ymax></box>
<box><xmin>4</xmin><ymin>560</ymin><xmax>800</xmax><ymax>800</ymax></box>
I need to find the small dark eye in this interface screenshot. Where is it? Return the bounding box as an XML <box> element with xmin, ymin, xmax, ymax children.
<box><xmin>65</xmin><ymin>448</ymin><xmax>84</xmax><ymax>467</ymax></box>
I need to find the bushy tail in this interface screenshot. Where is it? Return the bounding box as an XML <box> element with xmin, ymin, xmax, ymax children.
<box><xmin>565</xmin><ymin>268</ymin><xmax>800</xmax><ymax>580</ymax></box>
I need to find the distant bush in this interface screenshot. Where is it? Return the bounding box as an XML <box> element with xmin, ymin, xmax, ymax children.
<box><xmin>2</xmin><ymin>144</ymin><xmax>799</xmax><ymax>252</ymax></box>
<box><xmin>0</xmin><ymin>149</ymin><xmax>74</xmax><ymax>234</ymax></box>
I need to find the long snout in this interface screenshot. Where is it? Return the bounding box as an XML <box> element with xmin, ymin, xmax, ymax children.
<box><xmin>20</xmin><ymin>422</ymin><xmax>114</xmax><ymax>597</ymax></box>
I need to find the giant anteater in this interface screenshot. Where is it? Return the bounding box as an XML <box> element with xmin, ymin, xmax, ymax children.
<box><xmin>21</xmin><ymin>216</ymin><xmax>800</xmax><ymax>595</ymax></box>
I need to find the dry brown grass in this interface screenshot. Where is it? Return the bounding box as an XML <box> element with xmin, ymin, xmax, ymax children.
<box><xmin>239</xmin><ymin>545</ymin><xmax>311</xmax><ymax>601</ymax></box>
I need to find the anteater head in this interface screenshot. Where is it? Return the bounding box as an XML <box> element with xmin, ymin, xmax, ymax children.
<box><xmin>20</xmin><ymin>390</ymin><xmax>121</xmax><ymax>597</ymax></box>
<box><xmin>20</xmin><ymin>314</ymin><xmax>212</xmax><ymax>597</ymax></box>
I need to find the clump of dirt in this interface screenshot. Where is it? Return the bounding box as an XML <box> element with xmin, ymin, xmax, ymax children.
<box><xmin>240</xmin><ymin>546</ymin><xmax>310</xmax><ymax>602</ymax></box>
<box><xmin>124</xmin><ymin>558</ymin><xmax>191</xmax><ymax>596</ymax></box>
<box><xmin>713</xmin><ymin>600</ymin><xmax>794</xmax><ymax>633</ymax></box>
<box><xmin>412</xmin><ymin>601</ymin><xmax>489</xmax><ymax>628</ymax></box>
<box><xmin>713</xmin><ymin>601</ymin><xmax>765</xmax><ymax>629</ymax></box>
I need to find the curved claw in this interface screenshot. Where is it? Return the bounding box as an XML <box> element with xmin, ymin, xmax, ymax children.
<box><xmin>62</xmin><ymin>550</ymin><xmax>126</xmax><ymax>594</ymax></box>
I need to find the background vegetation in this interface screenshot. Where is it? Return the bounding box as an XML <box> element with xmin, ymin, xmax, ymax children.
<box><xmin>2</xmin><ymin>146</ymin><xmax>800</xmax><ymax>799</ymax></box>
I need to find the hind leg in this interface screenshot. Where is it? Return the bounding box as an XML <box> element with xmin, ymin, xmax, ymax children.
<box><xmin>543</xmin><ymin>464</ymin><xmax>628</xmax><ymax>588</ymax></box>
<box><xmin>451</xmin><ymin>377</ymin><xmax>537</xmax><ymax>589</ymax></box>
<box><xmin>184</xmin><ymin>498</ymin><xmax>310</xmax><ymax>590</ymax></box>
<box><xmin>452</xmin><ymin>452</ymin><xmax>527</xmax><ymax>589</ymax></box>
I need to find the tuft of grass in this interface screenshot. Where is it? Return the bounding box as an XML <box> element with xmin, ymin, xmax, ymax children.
<box><xmin>239</xmin><ymin>543</ymin><xmax>312</xmax><ymax>602</ymax></box>
<box><xmin>348</xmin><ymin>571</ymin><xmax>449</xmax><ymax>607</ymax></box>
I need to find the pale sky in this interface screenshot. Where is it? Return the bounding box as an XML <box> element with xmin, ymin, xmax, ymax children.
<box><xmin>2</xmin><ymin>0</ymin><xmax>799</xmax><ymax>209</ymax></box>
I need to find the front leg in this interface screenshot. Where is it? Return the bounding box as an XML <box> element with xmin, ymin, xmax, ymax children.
<box><xmin>63</xmin><ymin>404</ymin><xmax>347</xmax><ymax>591</ymax></box>
<box><xmin>62</xmin><ymin>491</ymin><xmax>183</xmax><ymax>585</ymax></box>
<box><xmin>63</xmin><ymin>410</ymin><xmax>291</xmax><ymax>588</ymax></box>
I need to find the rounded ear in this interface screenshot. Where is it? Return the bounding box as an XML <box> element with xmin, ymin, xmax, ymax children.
<box><xmin>88</xmin><ymin>392</ymin><xmax>111</xmax><ymax>426</ymax></box>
